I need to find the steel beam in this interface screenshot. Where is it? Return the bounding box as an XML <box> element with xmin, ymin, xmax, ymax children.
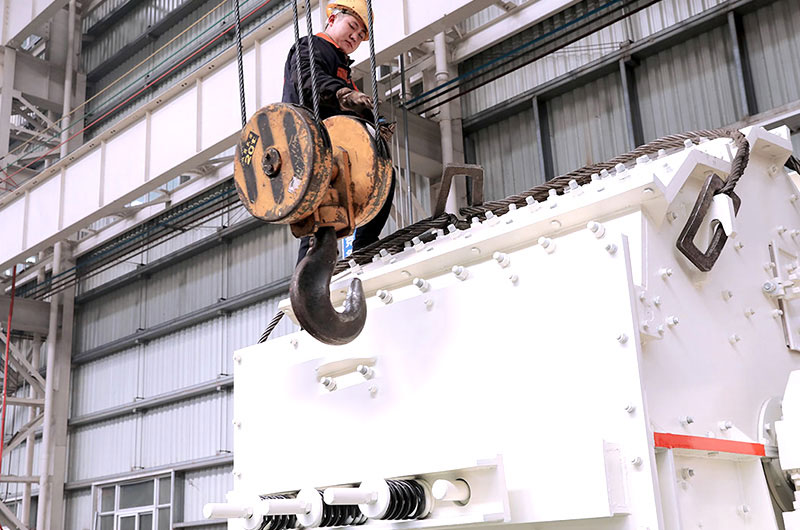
<box><xmin>0</xmin><ymin>294</ymin><xmax>50</xmax><ymax>334</ymax></box>
<box><xmin>0</xmin><ymin>335</ymin><xmax>46</xmax><ymax>395</ymax></box>
<box><xmin>532</xmin><ymin>96</ymin><xmax>554</xmax><ymax>181</ymax></box>
<box><xmin>0</xmin><ymin>499</ymin><xmax>28</xmax><ymax>530</ymax></box>
<box><xmin>0</xmin><ymin>0</ymin><xmax>70</xmax><ymax>48</ymax></box>
<box><xmin>727</xmin><ymin>11</ymin><xmax>757</xmax><ymax>118</ymax></box>
<box><xmin>618</xmin><ymin>57</ymin><xmax>644</xmax><ymax>149</ymax></box>
<box><xmin>2</xmin><ymin>412</ymin><xmax>43</xmax><ymax>456</ymax></box>
<box><xmin>0</xmin><ymin>0</ymin><xmax>495</xmax><ymax>272</ymax></box>
<box><xmin>0</xmin><ymin>476</ymin><xmax>39</xmax><ymax>484</ymax></box>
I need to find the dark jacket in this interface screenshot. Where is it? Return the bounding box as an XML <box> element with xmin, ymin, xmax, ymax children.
<box><xmin>282</xmin><ymin>34</ymin><xmax>373</xmax><ymax>121</ymax></box>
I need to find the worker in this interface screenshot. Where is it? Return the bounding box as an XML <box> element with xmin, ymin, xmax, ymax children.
<box><xmin>284</xmin><ymin>0</ymin><xmax>396</xmax><ymax>264</ymax></box>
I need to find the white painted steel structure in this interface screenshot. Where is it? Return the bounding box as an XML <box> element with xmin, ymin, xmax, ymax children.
<box><xmin>0</xmin><ymin>0</ymin><xmax>496</xmax><ymax>273</ymax></box>
<box><xmin>219</xmin><ymin>126</ymin><xmax>800</xmax><ymax>528</ymax></box>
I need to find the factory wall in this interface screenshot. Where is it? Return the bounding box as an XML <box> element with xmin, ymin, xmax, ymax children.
<box><xmin>463</xmin><ymin>0</ymin><xmax>800</xmax><ymax>200</ymax></box>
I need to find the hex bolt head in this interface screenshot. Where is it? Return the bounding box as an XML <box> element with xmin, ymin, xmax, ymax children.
<box><xmin>625</xmin><ymin>404</ymin><xmax>636</xmax><ymax>414</ymax></box>
<box><xmin>744</xmin><ymin>308</ymin><xmax>755</xmax><ymax>318</ymax></box>
<box><xmin>617</xmin><ymin>333</ymin><xmax>628</xmax><ymax>344</ymax></box>
<box><xmin>778</xmin><ymin>225</ymin><xmax>788</xmax><ymax>235</ymax></box>
<box><xmin>722</xmin><ymin>290</ymin><xmax>733</xmax><ymax>301</ymax></box>
<box><xmin>412</xmin><ymin>278</ymin><xmax>430</xmax><ymax>292</ymax></box>
<box><xmin>356</xmin><ymin>365</ymin><xmax>374</xmax><ymax>379</ymax></box>
<box><xmin>666</xmin><ymin>316</ymin><xmax>679</xmax><ymax>327</ymax></box>
<box><xmin>660</xmin><ymin>267</ymin><xmax>673</xmax><ymax>279</ymax></box>
<box><xmin>493</xmin><ymin>251</ymin><xmax>511</xmax><ymax>268</ymax></box>
<box><xmin>605</xmin><ymin>243</ymin><xmax>618</xmax><ymax>255</ymax></box>
<box><xmin>539</xmin><ymin>237</ymin><xmax>555</xmax><ymax>253</ymax></box>
<box><xmin>792</xmin><ymin>194</ymin><xmax>799</xmax><ymax>203</ymax></box>
<box><xmin>681</xmin><ymin>468</ymin><xmax>695</xmax><ymax>480</ymax></box>
<box><xmin>773</xmin><ymin>309</ymin><xmax>785</xmax><ymax>318</ymax></box>
<box><xmin>738</xmin><ymin>504</ymin><xmax>751</xmax><ymax>516</ymax></box>
<box><xmin>684</xmin><ymin>139</ymin><xmax>694</xmax><ymax>149</ymax></box>
<box><xmin>377</xmin><ymin>289</ymin><xmax>393</xmax><ymax>304</ymax></box>
<box><xmin>680</xmin><ymin>415</ymin><xmax>694</xmax><ymax>425</ymax></box>
<box><xmin>718</xmin><ymin>420</ymin><xmax>733</xmax><ymax>431</ymax></box>
<box><xmin>368</xmin><ymin>385</ymin><xmax>378</xmax><ymax>397</ymax></box>
<box><xmin>762</xmin><ymin>281</ymin><xmax>778</xmax><ymax>294</ymax></box>
<box><xmin>452</xmin><ymin>266</ymin><xmax>469</xmax><ymax>281</ymax></box>
<box><xmin>320</xmin><ymin>377</ymin><xmax>337</xmax><ymax>391</ymax></box>
<box><xmin>631</xmin><ymin>457</ymin><xmax>643</xmax><ymax>467</ymax></box>
<box><xmin>509</xmin><ymin>273</ymin><xmax>519</xmax><ymax>284</ymax></box>
<box><xmin>729</xmin><ymin>334</ymin><xmax>741</xmax><ymax>345</ymax></box>
<box><xmin>587</xmin><ymin>221</ymin><xmax>606</xmax><ymax>238</ymax></box>
<box><xmin>653</xmin><ymin>296</ymin><xmax>662</xmax><ymax>306</ymax></box>
<box><xmin>424</xmin><ymin>299</ymin><xmax>434</xmax><ymax>309</ymax></box>
<box><xmin>734</xmin><ymin>241</ymin><xmax>744</xmax><ymax>250</ymax></box>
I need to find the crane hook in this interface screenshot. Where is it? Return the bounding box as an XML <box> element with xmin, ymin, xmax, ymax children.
<box><xmin>290</xmin><ymin>226</ymin><xmax>367</xmax><ymax>345</ymax></box>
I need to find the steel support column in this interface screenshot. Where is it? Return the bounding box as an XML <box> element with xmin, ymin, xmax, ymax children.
<box><xmin>532</xmin><ymin>96</ymin><xmax>554</xmax><ymax>181</ymax></box>
<box><xmin>619</xmin><ymin>57</ymin><xmax>644</xmax><ymax>149</ymax></box>
<box><xmin>37</xmin><ymin>242</ymin><xmax>74</xmax><ymax>530</ymax></box>
<box><xmin>0</xmin><ymin>47</ymin><xmax>15</xmax><ymax>160</ymax></box>
<box><xmin>727</xmin><ymin>10</ymin><xmax>757</xmax><ymax>118</ymax></box>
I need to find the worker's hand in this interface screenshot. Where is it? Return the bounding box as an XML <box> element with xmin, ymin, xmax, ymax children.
<box><xmin>378</xmin><ymin>121</ymin><xmax>396</xmax><ymax>144</ymax></box>
<box><xmin>337</xmin><ymin>87</ymin><xmax>373</xmax><ymax>115</ymax></box>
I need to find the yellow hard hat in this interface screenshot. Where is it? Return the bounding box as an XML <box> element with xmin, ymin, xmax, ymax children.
<box><xmin>327</xmin><ymin>0</ymin><xmax>370</xmax><ymax>38</ymax></box>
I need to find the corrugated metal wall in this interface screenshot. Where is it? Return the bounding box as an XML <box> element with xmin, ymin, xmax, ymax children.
<box><xmin>547</xmin><ymin>72</ymin><xmax>629</xmax><ymax>174</ymax></box>
<box><xmin>182</xmin><ymin>466</ymin><xmax>232</xmax><ymax>522</ymax></box>
<box><xmin>66</xmin><ymin>489</ymin><xmax>93</xmax><ymax>530</ymax></box>
<box><xmin>635</xmin><ymin>23</ymin><xmax>739</xmax><ymax>141</ymax></box>
<box><xmin>467</xmin><ymin>105</ymin><xmax>543</xmax><ymax>201</ymax></box>
<box><xmin>459</xmin><ymin>0</ymin><xmax>725</xmax><ymax>116</ymax></box>
<box><xmin>742</xmin><ymin>0</ymin><xmax>800</xmax><ymax>113</ymax></box>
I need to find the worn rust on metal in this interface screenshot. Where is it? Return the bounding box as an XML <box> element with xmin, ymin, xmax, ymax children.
<box><xmin>233</xmin><ymin>103</ymin><xmax>332</xmax><ymax>224</ymax></box>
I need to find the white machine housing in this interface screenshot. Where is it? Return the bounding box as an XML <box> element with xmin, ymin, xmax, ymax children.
<box><xmin>217</xmin><ymin>126</ymin><xmax>800</xmax><ymax>530</ymax></box>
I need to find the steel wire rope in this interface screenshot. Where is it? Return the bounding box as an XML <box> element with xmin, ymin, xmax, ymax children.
<box><xmin>291</xmin><ymin>0</ymin><xmax>305</xmax><ymax>107</ymax></box>
<box><xmin>304</xmin><ymin>0</ymin><xmax>322</xmax><ymax>122</ymax></box>
<box><xmin>365</xmin><ymin>0</ymin><xmax>379</xmax><ymax>124</ymax></box>
<box><xmin>332</xmin><ymin>128</ymin><xmax>757</xmax><ymax>276</ymax></box>
<box><xmin>0</xmin><ymin>0</ymin><xmax>276</xmax><ymax>188</ymax></box>
<box><xmin>234</xmin><ymin>0</ymin><xmax>248</xmax><ymax>127</ymax></box>
<box><xmin>0</xmin><ymin>0</ymin><xmax>232</xmax><ymax>176</ymax></box>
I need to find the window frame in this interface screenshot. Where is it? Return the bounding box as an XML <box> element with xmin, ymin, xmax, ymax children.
<box><xmin>91</xmin><ymin>472</ymin><xmax>173</xmax><ymax>530</ymax></box>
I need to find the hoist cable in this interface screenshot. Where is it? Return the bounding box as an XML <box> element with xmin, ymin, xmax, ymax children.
<box><xmin>365</xmin><ymin>0</ymin><xmax>379</xmax><ymax>124</ymax></box>
<box><xmin>291</xmin><ymin>0</ymin><xmax>305</xmax><ymax>107</ymax></box>
<box><xmin>234</xmin><ymin>0</ymin><xmax>248</xmax><ymax>128</ymax></box>
<box><xmin>304</xmin><ymin>0</ymin><xmax>322</xmax><ymax>122</ymax></box>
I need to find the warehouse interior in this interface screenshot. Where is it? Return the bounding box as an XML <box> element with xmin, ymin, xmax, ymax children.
<box><xmin>1</xmin><ymin>0</ymin><xmax>800</xmax><ymax>529</ymax></box>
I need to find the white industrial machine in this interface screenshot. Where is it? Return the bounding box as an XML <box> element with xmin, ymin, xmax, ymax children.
<box><xmin>205</xmin><ymin>125</ymin><xmax>800</xmax><ymax>529</ymax></box>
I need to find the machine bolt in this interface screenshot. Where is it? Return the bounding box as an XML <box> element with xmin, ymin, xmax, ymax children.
<box><xmin>738</xmin><ymin>504</ymin><xmax>751</xmax><ymax>516</ymax></box>
<box><xmin>631</xmin><ymin>457</ymin><xmax>643</xmax><ymax>467</ymax></box>
<box><xmin>412</xmin><ymin>236</ymin><xmax>422</xmax><ymax>245</ymax></box>
<box><xmin>625</xmin><ymin>404</ymin><xmax>636</xmax><ymax>414</ymax></box>
<box><xmin>320</xmin><ymin>377</ymin><xmax>337</xmax><ymax>391</ymax></box>
<box><xmin>666</xmin><ymin>316</ymin><xmax>679</xmax><ymax>327</ymax></box>
<box><xmin>233</xmin><ymin>354</ymin><xmax>242</xmax><ymax>364</ymax></box>
<box><xmin>792</xmin><ymin>194</ymin><xmax>798</xmax><ymax>203</ymax></box>
<box><xmin>762</xmin><ymin>281</ymin><xmax>778</xmax><ymax>294</ymax></box>
<box><xmin>734</xmin><ymin>241</ymin><xmax>744</xmax><ymax>251</ymax></box>
<box><xmin>657</xmin><ymin>325</ymin><xmax>665</xmax><ymax>335</ymax></box>
<box><xmin>424</xmin><ymin>299</ymin><xmax>434</xmax><ymax>309</ymax></box>
<box><xmin>744</xmin><ymin>308</ymin><xmax>755</xmax><ymax>318</ymax></box>
<box><xmin>768</xmin><ymin>164</ymin><xmax>779</xmax><ymax>177</ymax></box>
<box><xmin>368</xmin><ymin>385</ymin><xmax>378</xmax><ymax>397</ymax></box>
<box><xmin>452</xmin><ymin>266</ymin><xmax>469</xmax><ymax>281</ymax></box>
<box><xmin>617</xmin><ymin>333</ymin><xmax>628</xmax><ymax>344</ymax></box>
<box><xmin>778</xmin><ymin>225</ymin><xmax>788</xmax><ymax>235</ymax></box>
<box><xmin>508</xmin><ymin>203</ymin><xmax>518</xmax><ymax>211</ymax></box>
<box><xmin>587</xmin><ymin>221</ymin><xmax>605</xmax><ymax>238</ymax></box>
<box><xmin>525</xmin><ymin>196</ymin><xmax>540</xmax><ymax>210</ymax></box>
<box><xmin>509</xmin><ymin>273</ymin><xmax>519</xmax><ymax>284</ymax></box>
<box><xmin>356</xmin><ymin>365</ymin><xmax>374</xmax><ymax>379</ymax></box>
<box><xmin>718</xmin><ymin>420</ymin><xmax>733</xmax><ymax>431</ymax></box>
<box><xmin>657</xmin><ymin>149</ymin><xmax>666</xmax><ymax>158</ymax></box>
<box><xmin>377</xmin><ymin>290</ymin><xmax>393</xmax><ymax>304</ymax></box>
<box><xmin>636</xmin><ymin>155</ymin><xmax>651</xmax><ymax>165</ymax></box>
<box><xmin>684</xmin><ymin>139</ymin><xmax>694</xmax><ymax>149</ymax></box>
<box><xmin>547</xmin><ymin>189</ymin><xmax>558</xmax><ymax>208</ymax></box>
<box><xmin>615</xmin><ymin>163</ymin><xmax>627</xmax><ymax>175</ymax></box>
<box><xmin>659</xmin><ymin>268</ymin><xmax>673</xmax><ymax>279</ymax></box>
<box><xmin>413</xmin><ymin>278</ymin><xmax>430</xmax><ymax>292</ymax></box>
<box><xmin>680</xmin><ymin>468</ymin><xmax>695</xmax><ymax>480</ymax></box>
<box><xmin>591</xmin><ymin>173</ymin><xmax>600</xmax><ymax>182</ymax></box>
<box><xmin>600</xmin><ymin>169</ymin><xmax>610</xmax><ymax>179</ymax></box>
<box><xmin>605</xmin><ymin>243</ymin><xmax>618</xmax><ymax>255</ymax></box>
<box><xmin>539</xmin><ymin>237</ymin><xmax>555</xmax><ymax>253</ymax></box>
<box><xmin>729</xmin><ymin>334</ymin><xmax>741</xmax><ymax>345</ymax></box>
<box><xmin>485</xmin><ymin>211</ymin><xmax>499</xmax><ymax>226</ymax></box>
<box><xmin>493</xmin><ymin>251</ymin><xmax>511</xmax><ymax>268</ymax></box>
<box><xmin>773</xmin><ymin>309</ymin><xmax>784</xmax><ymax>318</ymax></box>
<box><xmin>680</xmin><ymin>416</ymin><xmax>694</xmax><ymax>425</ymax></box>
<box><xmin>653</xmin><ymin>296</ymin><xmax>662</xmax><ymax>306</ymax></box>
<box><xmin>667</xmin><ymin>211</ymin><xmax>678</xmax><ymax>223</ymax></box>
<box><xmin>290</xmin><ymin>338</ymin><xmax>299</xmax><ymax>348</ymax></box>
<box><xmin>722</xmin><ymin>290</ymin><xmax>733</xmax><ymax>301</ymax></box>
<box><xmin>568</xmin><ymin>179</ymin><xmax>580</xmax><ymax>192</ymax></box>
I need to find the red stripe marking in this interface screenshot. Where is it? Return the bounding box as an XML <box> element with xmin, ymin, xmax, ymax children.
<box><xmin>654</xmin><ymin>432</ymin><xmax>765</xmax><ymax>456</ymax></box>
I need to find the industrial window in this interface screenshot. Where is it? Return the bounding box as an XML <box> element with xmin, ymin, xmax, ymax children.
<box><xmin>93</xmin><ymin>475</ymin><xmax>172</xmax><ymax>530</ymax></box>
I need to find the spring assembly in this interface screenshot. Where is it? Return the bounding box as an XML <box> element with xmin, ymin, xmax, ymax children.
<box><xmin>259</xmin><ymin>495</ymin><xmax>298</xmax><ymax>530</ymax></box>
<box><xmin>314</xmin><ymin>490</ymin><xmax>368</xmax><ymax>527</ymax></box>
<box><xmin>380</xmin><ymin>480</ymin><xmax>428</xmax><ymax>521</ymax></box>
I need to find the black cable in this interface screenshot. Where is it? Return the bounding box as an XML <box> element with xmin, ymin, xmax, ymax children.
<box><xmin>258</xmin><ymin>311</ymin><xmax>285</xmax><ymax>343</ymax></box>
<box><xmin>233</xmin><ymin>0</ymin><xmax>247</xmax><ymax>127</ymax></box>
<box><xmin>365</xmin><ymin>0</ymin><xmax>379</xmax><ymax>124</ymax></box>
<box><xmin>304</xmin><ymin>0</ymin><xmax>321</xmax><ymax>122</ymax></box>
<box><xmin>291</xmin><ymin>0</ymin><xmax>304</xmax><ymax>107</ymax></box>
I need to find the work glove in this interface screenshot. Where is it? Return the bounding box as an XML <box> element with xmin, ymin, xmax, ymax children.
<box><xmin>377</xmin><ymin>120</ymin><xmax>396</xmax><ymax>144</ymax></box>
<box><xmin>337</xmin><ymin>87</ymin><xmax>374</xmax><ymax>116</ymax></box>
